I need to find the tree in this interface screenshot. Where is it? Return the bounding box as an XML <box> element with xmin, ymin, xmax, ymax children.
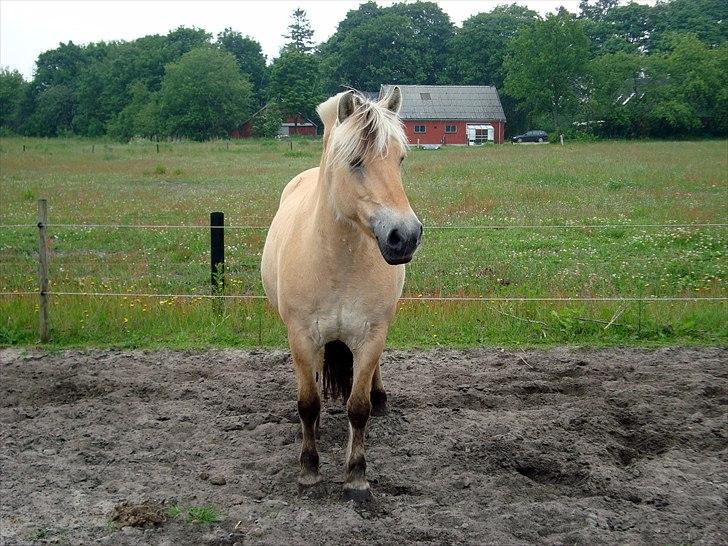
<box><xmin>72</xmin><ymin>63</ymin><xmax>112</xmax><ymax>137</ymax></box>
<box><xmin>647</xmin><ymin>34</ymin><xmax>727</xmax><ymax>135</ymax></box>
<box><xmin>283</xmin><ymin>8</ymin><xmax>315</xmax><ymax>53</ymax></box>
<box><xmin>578</xmin><ymin>0</ymin><xmax>618</xmax><ymax>22</ymax></box>
<box><xmin>107</xmin><ymin>80</ymin><xmax>161</xmax><ymax>140</ymax></box>
<box><xmin>606</xmin><ymin>2</ymin><xmax>656</xmax><ymax>52</ymax></box>
<box><xmin>25</xmin><ymin>84</ymin><xmax>75</xmax><ymax>136</ymax></box>
<box><xmin>388</xmin><ymin>2</ymin><xmax>455</xmax><ymax>83</ymax></box>
<box><xmin>33</xmin><ymin>41</ymin><xmax>89</xmax><ymax>91</ymax></box>
<box><xmin>583</xmin><ymin>51</ymin><xmax>642</xmax><ymax>136</ymax></box>
<box><xmin>267</xmin><ymin>50</ymin><xmax>324</xmax><ymax>124</ymax></box>
<box><xmin>504</xmin><ymin>11</ymin><xmax>591</xmax><ymax>130</ymax></box>
<box><xmin>159</xmin><ymin>48</ymin><xmax>254</xmax><ymax>140</ymax></box>
<box><xmin>319</xmin><ymin>1</ymin><xmax>455</xmax><ymax>91</ymax></box>
<box><xmin>216</xmin><ymin>28</ymin><xmax>268</xmax><ymax>103</ymax></box>
<box><xmin>324</xmin><ymin>14</ymin><xmax>426</xmax><ymax>91</ymax></box>
<box><xmin>0</xmin><ymin>68</ymin><xmax>27</xmax><ymax>131</ymax></box>
<box><xmin>251</xmin><ymin>102</ymin><xmax>284</xmax><ymax>138</ymax></box>
<box><xmin>448</xmin><ymin>5</ymin><xmax>539</xmax><ymax>87</ymax></box>
<box><xmin>652</xmin><ymin>0</ymin><xmax>728</xmax><ymax>49</ymax></box>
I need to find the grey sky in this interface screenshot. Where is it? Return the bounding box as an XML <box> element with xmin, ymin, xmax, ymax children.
<box><xmin>1</xmin><ymin>0</ymin><xmax>656</xmax><ymax>80</ymax></box>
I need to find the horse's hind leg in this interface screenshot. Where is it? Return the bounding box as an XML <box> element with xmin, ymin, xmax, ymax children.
<box><xmin>343</xmin><ymin>332</ymin><xmax>386</xmax><ymax>501</ymax></box>
<box><xmin>370</xmin><ymin>362</ymin><xmax>388</xmax><ymax>416</ymax></box>
<box><xmin>289</xmin><ymin>330</ymin><xmax>323</xmax><ymax>490</ymax></box>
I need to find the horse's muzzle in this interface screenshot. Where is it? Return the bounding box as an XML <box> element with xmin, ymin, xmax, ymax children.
<box><xmin>372</xmin><ymin>213</ymin><xmax>423</xmax><ymax>265</ymax></box>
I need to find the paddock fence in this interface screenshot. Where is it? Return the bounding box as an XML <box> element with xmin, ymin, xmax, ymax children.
<box><xmin>1</xmin><ymin>199</ymin><xmax>726</xmax><ymax>343</ymax></box>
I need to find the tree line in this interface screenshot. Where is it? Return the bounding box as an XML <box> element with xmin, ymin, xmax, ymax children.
<box><xmin>0</xmin><ymin>0</ymin><xmax>725</xmax><ymax>140</ymax></box>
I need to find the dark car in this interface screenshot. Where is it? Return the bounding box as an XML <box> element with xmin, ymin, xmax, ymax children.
<box><xmin>511</xmin><ymin>130</ymin><xmax>549</xmax><ymax>143</ymax></box>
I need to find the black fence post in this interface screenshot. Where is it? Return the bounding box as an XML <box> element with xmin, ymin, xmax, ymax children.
<box><xmin>37</xmin><ymin>199</ymin><xmax>49</xmax><ymax>342</ymax></box>
<box><xmin>210</xmin><ymin>212</ymin><xmax>225</xmax><ymax>292</ymax></box>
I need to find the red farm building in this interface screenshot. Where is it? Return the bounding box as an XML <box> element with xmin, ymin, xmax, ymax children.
<box><xmin>380</xmin><ymin>84</ymin><xmax>506</xmax><ymax>145</ymax></box>
<box><xmin>230</xmin><ymin>106</ymin><xmax>317</xmax><ymax>139</ymax></box>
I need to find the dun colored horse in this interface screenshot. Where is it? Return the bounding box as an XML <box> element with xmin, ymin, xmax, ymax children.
<box><xmin>261</xmin><ymin>88</ymin><xmax>422</xmax><ymax>500</ymax></box>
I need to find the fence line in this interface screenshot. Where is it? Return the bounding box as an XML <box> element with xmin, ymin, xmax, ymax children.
<box><xmin>1</xmin><ymin>223</ymin><xmax>727</xmax><ymax>231</ymax></box>
<box><xmin>4</xmin><ymin>198</ymin><xmax>727</xmax><ymax>344</ymax></box>
<box><xmin>1</xmin><ymin>291</ymin><xmax>726</xmax><ymax>303</ymax></box>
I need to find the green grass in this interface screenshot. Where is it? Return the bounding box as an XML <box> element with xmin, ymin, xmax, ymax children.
<box><xmin>165</xmin><ymin>505</ymin><xmax>184</xmax><ymax>519</ymax></box>
<box><xmin>1</xmin><ymin>136</ymin><xmax>726</xmax><ymax>348</ymax></box>
<box><xmin>165</xmin><ymin>504</ymin><xmax>221</xmax><ymax>524</ymax></box>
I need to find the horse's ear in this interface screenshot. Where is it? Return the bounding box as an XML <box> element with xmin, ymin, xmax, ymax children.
<box><xmin>384</xmin><ymin>86</ymin><xmax>402</xmax><ymax>114</ymax></box>
<box><xmin>337</xmin><ymin>91</ymin><xmax>358</xmax><ymax>123</ymax></box>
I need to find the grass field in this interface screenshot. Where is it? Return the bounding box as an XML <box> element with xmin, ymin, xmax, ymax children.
<box><xmin>1</xmin><ymin>136</ymin><xmax>726</xmax><ymax>348</ymax></box>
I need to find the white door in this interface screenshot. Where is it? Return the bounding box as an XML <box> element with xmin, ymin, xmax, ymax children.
<box><xmin>466</xmin><ymin>124</ymin><xmax>494</xmax><ymax>145</ymax></box>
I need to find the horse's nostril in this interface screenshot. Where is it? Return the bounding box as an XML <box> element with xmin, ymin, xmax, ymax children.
<box><xmin>419</xmin><ymin>224</ymin><xmax>424</xmax><ymax>237</ymax></box>
<box><xmin>387</xmin><ymin>229</ymin><xmax>402</xmax><ymax>247</ymax></box>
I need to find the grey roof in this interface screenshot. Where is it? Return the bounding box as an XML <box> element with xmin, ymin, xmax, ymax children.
<box><xmin>381</xmin><ymin>85</ymin><xmax>506</xmax><ymax>122</ymax></box>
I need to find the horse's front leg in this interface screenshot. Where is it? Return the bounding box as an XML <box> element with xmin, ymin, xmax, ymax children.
<box><xmin>288</xmin><ymin>329</ymin><xmax>323</xmax><ymax>491</ymax></box>
<box><xmin>343</xmin><ymin>331</ymin><xmax>386</xmax><ymax>501</ymax></box>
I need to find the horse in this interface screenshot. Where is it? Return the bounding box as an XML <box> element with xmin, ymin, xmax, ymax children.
<box><xmin>261</xmin><ymin>87</ymin><xmax>422</xmax><ymax>500</ymax></box>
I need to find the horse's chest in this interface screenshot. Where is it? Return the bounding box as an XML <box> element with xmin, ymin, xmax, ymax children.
<box><xmin>312</xmin><ymin>304</ymin><xmax>372</xmax><ymax>347</ymax></box>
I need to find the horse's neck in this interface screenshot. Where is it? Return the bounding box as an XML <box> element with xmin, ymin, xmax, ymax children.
<box><xmin>310</xmin><ymin>168</ymin><xmax>376</xmax><ymax>266</ymax></box>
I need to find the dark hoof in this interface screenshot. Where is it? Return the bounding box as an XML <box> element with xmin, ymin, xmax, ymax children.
<box><xmin>343</xmin><ymin>484</ymin><xmax>372</xmax><ymax>502</ymax></box>
<box><xmin>370</xmin><ymin>389</ymin><xmax>388</xmax><ymax>417</ymax></box>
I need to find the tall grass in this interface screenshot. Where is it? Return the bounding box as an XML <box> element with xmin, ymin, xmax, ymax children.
<box><xmin>1</xmin><ymin>137</ymin><xmax>726</xmax><ymax>347</ymax></box>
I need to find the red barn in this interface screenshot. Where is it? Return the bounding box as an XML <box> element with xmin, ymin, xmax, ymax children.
<box><xmin>380</xmin><ymin>85</ymin><xmax>507</xmax><ymax>145</ymax></box>
<box><xmin>279</xmin><ymin>115</ymin><xmax>317</xmax><ymax>137</ymax></box>
<box><xmin>230</xmin><ymin>106</ymin><xmax>317</xmax><ymax>139</ymax></box>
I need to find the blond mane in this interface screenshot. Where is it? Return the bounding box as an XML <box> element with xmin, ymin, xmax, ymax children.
<box><xmin>316</xmin><ymin>89</ymin><xmax>408</xmax><ymax>170</ymax></box>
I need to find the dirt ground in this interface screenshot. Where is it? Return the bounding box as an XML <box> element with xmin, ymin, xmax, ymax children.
<box><xmin>1</xmin><ymin>347</ymin><xmax>726</xmax><ymax>545</ymax></box>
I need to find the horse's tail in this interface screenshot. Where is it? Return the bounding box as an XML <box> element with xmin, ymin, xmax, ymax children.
<box><xmin>322</xmin><ymin>340</ymin><xmax>353</xmax><ymax>400</ymax></box>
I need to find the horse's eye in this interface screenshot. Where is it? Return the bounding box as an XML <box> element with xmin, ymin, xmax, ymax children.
<box><xmin>351</xmin><ymin>157</ymin><xmax>363</xmax><ymax>169</ymax></box>
<box><xmin>399</xmin><ymin>156</ymin><xmax>405</xmax><ymax>165</ymax></box>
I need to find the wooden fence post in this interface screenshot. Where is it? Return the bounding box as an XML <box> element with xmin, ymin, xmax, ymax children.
<box><xmin>37</xmin><ymin>199</ymin><xmax>49</xmax><ymax>343</ymax></box>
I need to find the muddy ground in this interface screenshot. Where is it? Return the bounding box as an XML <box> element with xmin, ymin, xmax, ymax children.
<box><xmin>1</xmin><ymin>347</ymin><xmax>726</xmax><ymax>545</ymax></box>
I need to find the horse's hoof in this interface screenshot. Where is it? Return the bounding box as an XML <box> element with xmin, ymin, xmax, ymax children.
<box><xmin>342</xmin><ymin>483</ymin><xmax>372</xmax><ymax>502</ymax></box>
<box><xmin>370</xmin><ymin>390</ymin><xmax>388</xmax><ymax>417</ymax></box>
<box><xmin>297</xmin><ymin>472</ymin><xmax>323</xmax><ymax>493</ymax></box>
<box><xmin>298</xmin><ymin>477</ymin><xmax>326</xmax><ymax>498</ymax></box>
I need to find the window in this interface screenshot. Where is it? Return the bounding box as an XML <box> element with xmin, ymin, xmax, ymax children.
<box><xmin>419</xmin><ymin>93</ymin><xmax>431</xmax><ymax>100</ymax></box>
<box><xmin>414</xmin><ymin>125</ymin><xmax>426</xmax><ymax>133</ymax></box>
<box><xmin>474</xmin><ymin>128</ymin><xmax>489</xmax><ymax>144</ymax></box>
<box><xmin>445</xmin><ymin>125</ymin><xmax>457</xmax><ymax>133</ymax></box>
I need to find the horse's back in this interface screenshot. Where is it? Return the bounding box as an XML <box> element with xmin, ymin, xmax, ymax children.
<box><xmin>261</xmin><ymin>167</ymin><xmax>319</xmax><ymax>310</ymax></box>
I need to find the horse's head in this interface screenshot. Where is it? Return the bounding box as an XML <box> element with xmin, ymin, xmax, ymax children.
<box><xmin>318</xmin><ymin>88</ymin><xmax>422</xmax><ymax>265</ymax></box>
